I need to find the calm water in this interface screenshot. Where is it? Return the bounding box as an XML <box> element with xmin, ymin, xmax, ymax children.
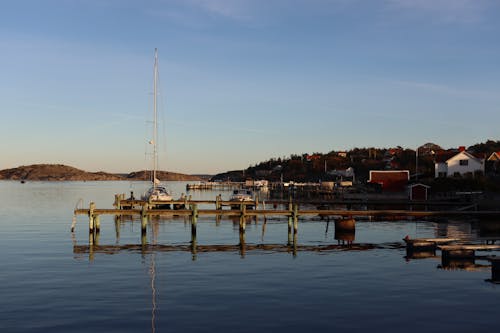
<box><xmin>1</xmin><ymin>181</ymin><xmax>499</xmax><ymax>333</ymax></box>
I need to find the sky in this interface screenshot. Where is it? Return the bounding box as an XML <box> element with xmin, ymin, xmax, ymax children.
<box><xmin>1</xmin><ymin>0</ymin><xmax>499</xmax><ymax>175</ymax></box>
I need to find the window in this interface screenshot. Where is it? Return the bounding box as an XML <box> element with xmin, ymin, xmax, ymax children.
<box><xmin>459</xmin><ymin>159</ymin><xmax>468</xmax><ymax>166</ymax></box>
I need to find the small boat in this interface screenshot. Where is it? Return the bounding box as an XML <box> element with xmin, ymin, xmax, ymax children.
<box><xmin>229</xmin><ymin>189</ymin><xmax>254</xmax><ymax>209</ymax></box>
<box><xmin>142</xmin><ymin>185</ymin><xmax>172</xmax><ymax>209</ymax></box>
<box><xmin>141</xmin><ymin>48</ymin><xmax>173</xmax><ymax>209</ymax></box>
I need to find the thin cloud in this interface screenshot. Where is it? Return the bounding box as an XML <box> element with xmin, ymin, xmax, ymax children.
<box><xmin>187</xmin><ymin>0</ymin><xmax>254</xmax><ymax>21</ymax></box>
<box><xmin>391</xmin><ymin>79</ymin><xmax>498</xmax><ymax>99</ymax></box>
<box><xmin>385</xmin><ymin>0</ymin><xmax>491</xmax><ymax>23</ymax></box>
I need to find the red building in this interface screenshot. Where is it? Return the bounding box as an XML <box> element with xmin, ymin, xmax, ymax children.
<box><xmin>408</xmin><ymin>183</ymin><xmax>430</xmax><ymax>201</ymax></box>
<box><xmin>368</xmin><ymin>170</ymin><xmax>409</xmax><ymax>192</ymax></box>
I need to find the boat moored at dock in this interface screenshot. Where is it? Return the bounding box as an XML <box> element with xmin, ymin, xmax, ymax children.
<box><xmin>229</xmin><ymin>189</ymin><xmax>255</xmax><ymax>209</ymax></box>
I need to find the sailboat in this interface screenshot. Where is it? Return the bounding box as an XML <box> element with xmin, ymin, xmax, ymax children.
<box><xmin>141</xmin><ymin>48</ymin><xmax>173</xmax><ymax>209</ymax></box>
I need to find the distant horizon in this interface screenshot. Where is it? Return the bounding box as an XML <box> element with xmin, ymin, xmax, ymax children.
<box><xmin>2</xmin><ymin>1</ymin><xmax>500</xmax><ymax>174</ymax></box>
<box><xmin>2</xmin><ymin>138</ymin><xmax>496</xmax><ymax>175</ymax></box>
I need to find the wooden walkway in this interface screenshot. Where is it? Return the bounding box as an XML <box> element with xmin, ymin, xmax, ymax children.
<box><xmin>186</xmin><ymin>182</ymin><xmax>243</xmax><ymax>191</ymax></box>
<box><xmin>72</xmin><ymin>195</ymin><xmax>500</xmax><ymax>237</ymax></box>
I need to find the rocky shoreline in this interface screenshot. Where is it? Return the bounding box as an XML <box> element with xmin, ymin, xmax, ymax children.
<box><xmin>0</xmin><ymin>164</ymin><xmax>203</xmax><ymax>181</ymax></box>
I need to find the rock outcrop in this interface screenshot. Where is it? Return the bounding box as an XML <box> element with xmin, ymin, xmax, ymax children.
<box><xmin>0</xmin><ymin>164</ymin><xmax>202</xmax><ymax>181</ymax></box>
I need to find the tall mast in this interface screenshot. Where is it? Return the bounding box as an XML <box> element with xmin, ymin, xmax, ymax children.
<box><xmin>153</xmin><ymin>48</ymin><xmax>158</xmax><ymax>189</ymax></box>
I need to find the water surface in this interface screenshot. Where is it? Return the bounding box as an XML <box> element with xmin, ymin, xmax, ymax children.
<box><xmin>1</xmin><ymin>181</ymin><xmax>499</xmax><ymax>332</ymax></box>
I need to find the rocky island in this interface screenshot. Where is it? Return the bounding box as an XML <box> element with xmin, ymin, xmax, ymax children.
<box><xmin>0</xmin><ymin>164</ymin><xmax>203</xmax><ymax>181</ymax></box>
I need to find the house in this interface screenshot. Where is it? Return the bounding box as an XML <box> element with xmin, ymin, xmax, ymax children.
<box><xmin>488</xmin><ymin>151</ymin><xmax>500</xmax><ymax>161</ymax></box>
<box><xmin>434</xmin><ymin>149</ymin><xmax>485</xmax><ymax>178</ymax></box>
<box><xmin>368</xmin><ymin>170</ymin><xmax>409</xmax><ymax>192</ymax></box>
<box><xmin>337</xmin><ymin>152</ymin><xmax>347</xmax><ymax>158</ymax></box>
<box><xmin>408</xmin><ymin>183</ymin><xmax>430</xmax><ymax>201</ymax></box>
<box><xmin>487</xmin><ymin>151</ymin><xmax>500</xmax><ymax>173</ymax></box>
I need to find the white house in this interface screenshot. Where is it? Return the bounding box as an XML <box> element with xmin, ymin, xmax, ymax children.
<box><xmin>435</xmin><ymin>150</ymin><xmax>485</xmax><ymax>178</ymax></box>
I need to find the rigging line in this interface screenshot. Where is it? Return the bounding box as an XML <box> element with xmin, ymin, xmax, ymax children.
<box><xmin>155</xmin><ymin>56</ymin><xmax>168</xmax><ymax>159</ymax></box>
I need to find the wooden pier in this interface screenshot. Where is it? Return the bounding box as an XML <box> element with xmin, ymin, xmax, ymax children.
<box><xmin>73</xmin><ymin>194</ymin><xmax>500</xmax><ymax>240</ymax></box>
<box><xmin>186</xmin><ymin>182</ymin><xmax>243</xmax><ymax>191</ymax></box>
<box><xmin>72</xmin><ymin>195</ymin><xmax>500</xmax><ymax>283</ymax></box>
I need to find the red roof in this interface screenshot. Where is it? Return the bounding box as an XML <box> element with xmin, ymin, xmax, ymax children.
<box><xmin>305</xmin><ymin>154</ymin><xmax>321</xmax><ymax>161</ymax></box>
<box><xmin>434</xmin><ymin>151</ymin><xmax>456</xmax><ymax>163</ymax></box>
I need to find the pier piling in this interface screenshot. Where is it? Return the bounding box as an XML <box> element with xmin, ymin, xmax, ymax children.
<box><xmin>88</xmin><ymin>202</ymin><xmax>95</xmax><ymax>233</ymax></box>
<box><xmin>191</xmin><ymin>204</ymin><xmax>198</xmax><ymax>237</ymax></box>
<box><xmin>141</xmin><ymin>205</ymin><xmax>148</xmax><ymax>233</ymax></box>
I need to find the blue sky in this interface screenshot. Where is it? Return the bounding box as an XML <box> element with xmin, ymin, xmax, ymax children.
<box><xmin>1</xmin><ymin>0</ymin><xmax>499</xmax><ymax>174</ymax></box>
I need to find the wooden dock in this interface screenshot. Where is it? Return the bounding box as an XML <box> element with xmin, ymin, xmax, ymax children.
<box><xmin>72</xmin><ymin>194</ymin><xmax>500</xmax><ymax>240</ymax></box>
<box><xmin>186</xmin><ymin>182</ymin><xmax>243</xmax><ymax>191</ymax></box>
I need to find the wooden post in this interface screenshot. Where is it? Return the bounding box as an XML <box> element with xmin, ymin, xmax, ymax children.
<box><xmin>191</xmin><ymin>205</ymin><xmax>198</xmax><ymax>260</ymax></box>
<box><xmin>239</xmin><ymin>215</ymin><xmax>246</xmax><ymax>233</ymax></box>
<box><xmin>215</xmin><ymin>195</ymin><xmax>220</xmax><ymax>210</ymax></box>
<box><xmin>191</xmin><ymin>204</ymin><xmax>198</xmax><ymax>237</ymax></box>
<box><xmin>293</xmin><ymin>204</ymin><xmax>299</xmax><ymax>235</ymax></box>
<box><xmin>89</xmin><ymin>233</ymin><xmax>95</xmax><ymax>262</ymax></box>
<box><xmin>114</xmin><ymin>194</ymin><xmax>119</xmax><ymax>209</ymax></box>
<box><xmin>114</xmin><ymin>215</ymin><xmax>120</xmax><ymax>242</ymax></box>
<box><xmin>240</xmin><ymin>202</ymin><xmax>246</xmax><ymax>217</ymax></box>
<box><xmin>191</xmin><ymin>232</ymin><xmax>197</xmax><ymax>261</ymax></box>
<box><xmin>141</xmin><ymin>204</ymin><xmax>148</xmax><ymax>234</ymax></box>
<box><xmin>88</xmin><ymin>202</ymin><xmax>95</xmax><ymax>234</ymax></box>
<box><xmin>239</xmin><ymin>228</ymin><xmax>246</xmax><ymax>258</ymax></box>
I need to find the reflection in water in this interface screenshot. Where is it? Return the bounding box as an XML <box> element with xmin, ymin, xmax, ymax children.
<box><xmin>438</xmin><ymin>256</ymin><xmax>486</xmax><ymax>271</ymax></box>
<box><xmin>149</xmin><ymin>249</ymin><xmax>157</xmax><ymax>333</ymax></box>
<box><xmin>335</xmin><ymin>229</ymin><xmax>355</xmax><ymax>246</ymax></box>
<box><xmin>150</xmin><ymin>217</ymin><xmax>159</xmax><ymax>333</ymax></box>
<box><xmin>74</xmin><ymin>242</ymin><xmax>394</xmax><ymax>257</ymax></box>
<box><xmin>9</xmin><ymin>181</ymin><xmax>500</xmax><ymax>333</ymax></box>
<box><xmin>74</xmin><ymin>213</ymin><xmax>500</xmax><ymax>294</ymax></box>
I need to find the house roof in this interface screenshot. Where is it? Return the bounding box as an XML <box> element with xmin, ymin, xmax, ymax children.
<box><xmin>434</xmin><ymin>151</ymin><xmax>457</xmax><ymax>163</ymax></box>
<box><xmin>487</xmin><ymin>152</ymin><xmax>500</xmax><ymax>161</ymax></box>
<box><xmin>408</xmin><ymin>183</ymin><xmax>431</xmax><ymax>189</ymax></box>
<box><xmin>448</xmin><ymin>150</ymin><xmax>484</xmax><ymax>163</ymax></box>
<box><xmin>435</xmin><ymin>150</ymin><xmax>484</xmax><ymax>164</ymax></box>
